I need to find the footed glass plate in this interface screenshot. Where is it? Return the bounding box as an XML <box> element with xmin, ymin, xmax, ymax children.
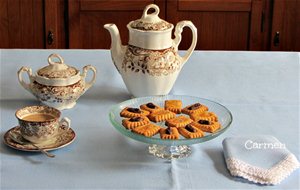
<box><xmin>109</xmin><ymin>95</ymin><xmax>233</xmax><ymax>159</ymax></box>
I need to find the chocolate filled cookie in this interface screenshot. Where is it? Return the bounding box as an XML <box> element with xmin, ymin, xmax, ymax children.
<box><xmin>160</xmin><ymin>127</ymin><xmax>179</xmax><ymax>139</ymax></box>
<box><xmin>178</xmin><ymin>124</ymin><xmax>204</xmax><ymax>139</ymax></box>
<box><xmin>182</xmin><ymin>103</ymin><xmax>208</xmax><ymax>115</ymax></box>
<box><xmin>122</xmin><ymin>116</ymin><xmax>150</xmax><ymax>129</ymax></box>
<box><xmin>120</xmin><ymin>107</ymin><xmax>150</xmax><ymax>118</ymax></box>
<box><xmin>192</xmin><ymin>120</ymin><xmax>221</xmax><ymax>133</ymax></box>
<box><xmin>140</xmin><ymin>102</ymin><xmax>163</xmax><ymax>113</ymax></box>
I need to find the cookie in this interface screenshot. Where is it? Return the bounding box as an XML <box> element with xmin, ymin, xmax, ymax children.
<box><xmin>148</xmin><ymin>110</ymin><xmax>176</xmax><ymax>122</ymax></box>
<box><xmin>192</xmin><ymin>120</ymin><xmax>221</xmax><ymax>133</ymax></box>
<box><xmin>164</xmin><ymin>100</ymin><xmax>182</xmax><ymax>114</ymax></box>
<box><xmin>132</xmin><ymin>123</ymin><xmax>161</xmax><ymax>137</ymax></box>
<box><xmin>140</xmin><ymin>102</ymin><xmax>163</xmax><ymax>113</ymax></box>
<box><xmin>182</xmin><ymin>103</ymin><xmax>208</xmax><ymax>115</ymax></box>
<box><xmin>160</xmin><ymin>127</ymin><xmax>180</xmax><ymax>139</ymax></box>
<box><xmin>178</xmin><ymin>124</ymin><xmax>204</xmax><ymax>139</ymax></box>
<box><xmin>189</xmin><ymin>111</ymin><xmax>218</xmax><ymax>122</ymax></box>
<box><xmin>120</xmin><ymin>107</ymin><xmax>150</xmax><ymax>118</ymax></box>
<box><xmin>165</xmin><ymin>115</ymin><xmax>193</xmax><ymax>128</ymax></box>
<box><xmin>122</xmin><ymin>116</ymin><xmax>150</xmax><ymax>130</ymax></box>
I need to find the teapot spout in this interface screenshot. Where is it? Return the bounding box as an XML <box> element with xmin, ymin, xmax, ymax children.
<box><xmin>104</xmin><ymin>23</ymin><xmax>126</xmax><ymax>72</ymax></box>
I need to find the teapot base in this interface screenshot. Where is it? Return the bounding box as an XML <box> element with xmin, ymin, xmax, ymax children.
<box><xmin>42</xmin><ymin>101</ymin><xmax>76</xmax><ymax>110</ymax></box>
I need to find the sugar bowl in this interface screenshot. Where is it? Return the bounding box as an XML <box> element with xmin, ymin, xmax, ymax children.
<box><xmin>18</xmin><ymin>54</ymin><xmax>97</xmax><ymax>110</ymax></box>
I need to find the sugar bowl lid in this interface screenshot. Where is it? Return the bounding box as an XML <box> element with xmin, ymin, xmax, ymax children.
<box><xmin>37</xmin><ymin>54</ymin><xmax>78</xmax><ymax>78</ymax></box>
<box><xmin>129</xmin><ymin>4</ymin><xmax>173</xmax><ymax>31</ymax></box>
<box><xmin>35</xmin><ymin>54</ymin><xmax>81</xmax><ymax>86</ymax></box>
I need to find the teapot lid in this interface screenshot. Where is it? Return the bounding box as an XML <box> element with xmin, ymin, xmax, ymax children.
<box><xmin>37</xmin><ymin>54</ymin><xmax>78</xmax><ymax>79</ymax></box>
<box><xmin>130</xmin><ymin>4</ymin><xmax>172</xmax><ymax>31</ymax></box>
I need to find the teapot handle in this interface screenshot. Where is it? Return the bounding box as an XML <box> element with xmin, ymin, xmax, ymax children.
<box><xmin>173</xmin><ymin>21</ymin><xmax>197</xmax><ymax>65</ymax></box>
<box><xmin>17</xmin><ymin>67</ymin><xmax>34</xmax><ymax>93</ymax></box>
<box><xmin>81</xmin><ymin>65</ymin><xmax>97</xmax><ymax>91</ymax></box>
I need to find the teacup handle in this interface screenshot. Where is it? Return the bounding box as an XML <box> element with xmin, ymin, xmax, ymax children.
<box><xmin>173</xmin><ymin>21</ymin><xmax>197</xmax><ymax>65</ymax></box>
<box><xmin>17</xmin><ymin>66</ymin><xmax>34</xmax><ymax>93</ymax></box>
<box><xmin>81</xmin><ymin>65</ymin><xmax>97</xmax><ymax>91</ymax></box>
<box><xmin>59</xmin><ymin>117</ymin><xmax>71</xmax><ymax>130</ymax></box>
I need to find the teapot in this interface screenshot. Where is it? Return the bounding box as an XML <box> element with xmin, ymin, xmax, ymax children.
<box><xmin>104</xmin><ymin>4</ymin><xmax>197</xmax><ymax>97</ymax></box>
<box><xmin>17</xmin><ymin>54</ymin><xmax>97</xmax><ymax>110</ymax></box>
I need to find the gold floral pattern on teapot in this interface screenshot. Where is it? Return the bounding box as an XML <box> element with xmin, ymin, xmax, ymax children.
<box><xmin>122</xmin><ymin>45</ymin><xmax>181</xmax><ymax>76</ymax></box>
<box><xmin>130</xmin><ymin>21</ymin><xmax>172</xmax><ymax>31</ymax></box>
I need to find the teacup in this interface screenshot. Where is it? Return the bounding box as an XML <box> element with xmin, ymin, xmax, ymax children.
<box><xmin>15</xmin><ymin>105</ymin><xmax>70</xmax><ymax>144</ymax></box>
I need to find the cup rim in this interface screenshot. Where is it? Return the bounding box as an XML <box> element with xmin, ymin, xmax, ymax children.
<box><xmin>15</xmin><ymin>105</ymin><xmax>61</xmax><ymax>123</ymax></box>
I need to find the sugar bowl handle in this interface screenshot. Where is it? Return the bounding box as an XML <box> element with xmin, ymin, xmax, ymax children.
<box><xmin>173</xmin><ymin>21</ymin><xmax>197</xmax><ymax>65</ymax></box>
<box><xmin>81</xmin><ymin>65</ymin><xmax>97</xmax><ymax>91</ymax></box>
<box><xmin>17</xmin><ymin>66</ymin><xmax>34</xmax><ymax>93</ymax></box>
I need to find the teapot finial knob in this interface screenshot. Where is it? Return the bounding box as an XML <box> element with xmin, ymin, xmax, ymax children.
<box><xmin>141</xmin><ymin>4</ymin><xmax>160</xmax><ymax>22</ymax></box>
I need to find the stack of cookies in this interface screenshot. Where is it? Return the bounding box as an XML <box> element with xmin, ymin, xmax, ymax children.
<box><xmin>120</xmin><ymin>100</ymin><xmax>221</xmax><ymax>140</ymax></box>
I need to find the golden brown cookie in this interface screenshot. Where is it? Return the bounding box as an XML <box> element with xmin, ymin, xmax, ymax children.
<box><xmin>120</xmin><ymin>107</ymin><xmax>150</xmax><ymax>118</ymax></box>
<box><xmin>132</xmin><ymin>123</ymin><xmax>161</xmax><ymax>137</ymax></box>
<box><xmin>178</xmin><ymin>124</ymin><xmax>204</xmax><ymax>139</ymax></box>
<box><xmin>189</xmin><ymin>111</ymin><xmax>218</xmax><ymax>122</ymax></box>
<box><xmin>140</xmin><ymin>102</ymin><xmax>163</xmax><ymax>113</ymax></box>
<box><xmin>159</xmin><ymin>127</ymin><xmax>180</xmax><ymax>139</ymax></box>
<box><xmin>192</xmin><ymin>120</ymin><xmax>221</xmax><ymax>133</ymax></box>
<box><xmin>122</xmin><ymin>116</ymin><xmax>150</xmax><ymax>130</ymax></box>
<box><xmin>182</xmin><ymin>103</ymin><xmax>208</xmax><ymax>115</ymax></box>
<box><xmin>148</xmin><ymin>110</ymin><xmax>176</xmax><ymax>122</ymax></box>
<box><xmin>165</xmin><ymin>115</ymin><xmax>193</xmax><ymax>128</ymax></box>
<box><xmin>164</xmin><ymin>100</ymin><xmax>182</xmax><ymax>114</ymax></box>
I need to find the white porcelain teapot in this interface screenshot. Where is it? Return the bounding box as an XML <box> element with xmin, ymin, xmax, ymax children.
<box><xmin>104</xmin><ymin>4</ymin><xmax>197</xmax><ymax>97</ymax></box>
<box><xmin>18</xmin><ymin>54</ymin><xmax>97</xmax><ymax>110</ymax></box>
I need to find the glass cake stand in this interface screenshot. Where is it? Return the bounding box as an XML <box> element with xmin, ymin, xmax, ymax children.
<box><xmin>109</xmin><ymin>95</ymin><xmax>233</xmax><ymax>159</ymax></box>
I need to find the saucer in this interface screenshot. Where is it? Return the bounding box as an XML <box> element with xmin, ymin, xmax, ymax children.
<box><xmin>3</xmin><ymin>126</ymin><xmax>76</xmax><ymax>152</ymax></box>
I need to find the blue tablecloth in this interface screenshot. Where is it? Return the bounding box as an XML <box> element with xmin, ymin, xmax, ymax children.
<box><xmin>1</xmin><ymin>50</ymin><xmax>299</xmax><ymax>189</ymax></box>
